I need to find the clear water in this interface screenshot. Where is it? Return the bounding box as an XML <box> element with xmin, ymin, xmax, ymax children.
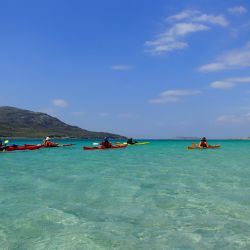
<box><xmin>1</xmin><ymin>140</ymin><xmax>250</xmax><ymax>249</ymax></box>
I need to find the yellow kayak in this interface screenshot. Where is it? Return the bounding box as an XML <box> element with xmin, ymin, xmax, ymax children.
<box><xmin>188</xmin><ymin>144</ymin><xmax>221</xmax><ymax>150</ymax></box>
<box><xmin>129</xmin><ymin>142</ymin><xmax>150</xmax><ymax>146</ymax></box>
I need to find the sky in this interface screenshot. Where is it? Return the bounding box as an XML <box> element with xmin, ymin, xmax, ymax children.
<box><xmin>0</xmin><ymin>0</ymin><xmax>250</xmax><ymax>139</ymax></box>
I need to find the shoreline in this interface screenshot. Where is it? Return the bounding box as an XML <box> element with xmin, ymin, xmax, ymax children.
<box><xmin>3</xmin><ymin>137</ymin><xmax>250</xmax><ymax>141</ymax></box>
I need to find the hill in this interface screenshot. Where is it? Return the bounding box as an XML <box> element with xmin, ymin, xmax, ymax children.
<box><xmin>0</xmin><ymin>106</ymin><xmax>125</xmax><ymax>139</ymax></box>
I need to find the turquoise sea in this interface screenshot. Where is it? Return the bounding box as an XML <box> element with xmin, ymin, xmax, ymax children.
<box><xmin>1</xmin><ymin>140</ymin><xmax>250</xmax><ymax>249</ymax></box>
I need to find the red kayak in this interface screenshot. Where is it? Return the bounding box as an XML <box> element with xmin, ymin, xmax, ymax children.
<box><xmin>0</xmin><ymin>143</ymin><xmax>74</xmax><ymax>152</ymax></box>
<box><xmin>2</xmin><ymin>144</ymin><xmax>42</xmax><ymax>152</ymax></box>
<box><xmin>42</xmin><ymin>143</ymin><xmax>75</xmax><ymax>148</ymax></box>
<box><xmin>83</xmin><ymin>144</ymin><xmax>127</xmax><ymax>150</ymax></box>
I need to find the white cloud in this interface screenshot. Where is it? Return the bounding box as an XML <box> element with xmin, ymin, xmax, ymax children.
<box><xmin>169</xmin><ymin>10</ymin><xmax>229</xmax><ymax>27</ymax></box>
<box><xmin>110</xmin><ymin>65</ymin><xmax>132</xmax><ymax>71</ymax></box>
<box><xmin>210</xmin><ymin>81</ymin><xmax>235</xmax><ymax>89</ymax></box>
<box><xmin>146</xmin><ymin>10</ymin><xmax>229</xmax><ymax>55</ymax></box>
<box><xmin>52</xmin><ymin>99</ymin><xmax>68</xmax><ymax>108</ymax></box>
<box><xmin>217</xmin><ymin>113</ymin><xmax>250</xmax><ymax>123</ymax></box>
<box><xmin>192</xmin><ymin>14</ymin><xmax>229</xmax><ymax>27</ymax></box>
<box><xmin>168</xmin><ymin>10</ymin><xmax>200</xmax><ymax>21</ymax></box>
<box><xmin>228</xmin><ymin>6</ymin><xmax>248</xmax><ymax>16</ymax></box>
<box><xmin>199</xmin><ymin>42</ymin><xmax>250</xmax><ymax>72</ymax></box>
<box><xmin>150</xmin><ymin>89</ymin><xmax>201</xmax><ymax>104</ymax></box>
<box><xmin>210</xmin><ymin>77</ymin><xmax>250</xmax><ymax>89</ymax></box>
<box><xmin>145</xmin><ymin>23</ymin><xmax>209</xmax><ymax>54</ymax></box>
<box><xmin>199</xmin><ymin>63</ymin><xmax>226</xmax><ymax>72</ymax></box>
<box><xmin>230</xmin><ymin>77</ymin><xmax>250</xmax><ymax>83</ymax></box>
<box><xmin>170</xmin><ymin>23</ymin><xmax>210</xmax><ymax>36</ymax></box>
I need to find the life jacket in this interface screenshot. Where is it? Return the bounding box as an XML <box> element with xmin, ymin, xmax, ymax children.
<box><xmin>127</xmin><ymin>138</ymin><xmax>133</xmax><ymax>144</ymax></box>
<box><xmin>101</xmin><ymin>141</ymin><xmax>111</xmax><ymax>148</ymax></box>
<box><xmin>200</xmin><ymin>141</ymin><xmax>208</xmax><ymax>148</ymax></box>
<box><xmin>44</xmin><ymin>141</ymin><xmax>56</xmax><ymax>147</ymax></box>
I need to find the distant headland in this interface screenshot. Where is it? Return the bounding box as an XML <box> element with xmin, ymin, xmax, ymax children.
<box><xmin>0</xmin><ymin>106</ymin><xmax>126</xmax><ymax>139</ymax></box>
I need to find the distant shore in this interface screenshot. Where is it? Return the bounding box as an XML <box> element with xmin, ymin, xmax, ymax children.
<box><xmin>3</xmin><ymin>137</ymin><xmax>250</xmax><ymax>141</ymax></box>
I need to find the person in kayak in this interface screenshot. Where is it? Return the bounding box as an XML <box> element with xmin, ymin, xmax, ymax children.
<box><xmin>0</xmin><ymin>139</ymin><xmax>8</xmax><ymax>149</ymax></box>
<box><xmin>43</xmin><ymin>137</ymin><xmax>58</xmax><ymax>147</ymax></box>
<box><xmin>198</xmin><ymin>137</ymin><xmax>209</xmax><ymax>148</ymax></box>
<box><xmin>127</xmin><ymin>138</ymin><xmax>138</xmax><ymax>145</ymax></box>
<box><xmin>100</xmin><ymin>137</ymin><xmax>112</xmax><ymax>148</ymax></box>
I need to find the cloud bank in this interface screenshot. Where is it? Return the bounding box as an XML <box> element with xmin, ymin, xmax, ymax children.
<box><xmin>228</xmin><ymin>6</ymin><xmax>248</xmax><ymax>16</ymax></box>
<box><xmin>150</xmin><ymin>89</ymin><xmax>201</xmax><ymax>104</ymax></box>
<box><xmin>145</xmin><ymin>10</ymin><xmax>229</xmax><ymax>55</ymax></box>
<box><xmin>199</xmin><ymin>42</ymin><xmax>250</xmax><ymax>72</ymax></box>
<box><xmin>52</xmin><ymin>99</ymin><xmax>68</xmax><ymax>108</ymax></box>
<box><xmin>210</xmin><ymin>77</ymin><xmax>250</xmax><ymax>89</ymax></box>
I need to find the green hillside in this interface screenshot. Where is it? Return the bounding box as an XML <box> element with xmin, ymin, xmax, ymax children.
<box><xmin>0</xmin><ymin>106</ymin><xmax>125</xmax><ymax>139</ymax></box>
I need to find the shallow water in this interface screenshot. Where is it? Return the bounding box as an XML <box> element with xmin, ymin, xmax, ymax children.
<box><xmin>1</xmin><ymin>140</ymin><xmax>250</xmax><ymax>249</ymax></box>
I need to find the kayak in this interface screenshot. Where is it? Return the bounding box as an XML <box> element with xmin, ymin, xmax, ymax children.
<box><xmin>188</xmin><ymin>145</ymin><xmax>221</xmax><ymax>150</ymax></box>
<box><xmin>0</xmin><ymin>143</ymin><xmax>74</xmax><ymax>152</ymax></box>
<box><xmin>127</xmin><ymin>142</ymin><xmax>150</xmax><ymax>146</ymax></box>
<box><xmin>1</xmin><ymin>144</ymin><xmax>42</xmax><ymax>152</ymax></box>
<box><xmin>83</xmin><ymin>144</ymin><xmax>127</xmax><ymax>150</ymax></box>
<box><xmin>116</xmin><ymin>142</ymin><xmax>150</xmax><ymax>146</ymax></box>
<box><xmin>42</xmin><ymin>143</ymin><xmax>75</xmax><ymax>148</ymax></box>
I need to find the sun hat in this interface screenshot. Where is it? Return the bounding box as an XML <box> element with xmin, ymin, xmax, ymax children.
<box><xmin>45</xmin><ymin>137</ymin><xmax>50</xmax><ymax>140</ymax></box>
<box><xmin>201</xmin><ymin>137</ymin><xmax>207</xmax><ymax>141</ymax></box>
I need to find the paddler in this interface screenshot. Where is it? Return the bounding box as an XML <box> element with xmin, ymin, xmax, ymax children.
<box><xmin>100</xmin><ymin>137</ymin><xmax>112</xmax><ymax>148</ymax></box>
<box><xmin>43</xmin><ymin>137</ymin><xmax>58</xmax><ymax>147</ymax></box>
<box><xmin>198</xmin><ymin>137</ymin><xmax>209</xmax><ymax>148</ymax></box>
<box><xmin>126</xmin><ymin>138</ymin><xmax>138</xmax><ymax>145</ymax></box>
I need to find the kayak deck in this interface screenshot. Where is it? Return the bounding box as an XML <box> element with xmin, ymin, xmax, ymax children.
<box><xmin>188</xmin><ymin>145</ymin><xmax>221</xmax><ymax>150</ymax></box>
<box><xmin>83</xmin><ymin>144</ymin><xmax>127</xmax><ymax>150</ymax></box>
<box><xmin>116</xmin><ymin>142</ymin><xmax>150</xmax><ymax>146</ymax></box>
<box><xmin>128</xmin><ymin>142</ymin><xmax>150</xmax><ymax>146</ymax></box>
<box><xmin>1</xmin><ymin>144</ymin><xmax>42</xmax><ymax>152</ymax></box>
<box><xmin>42</xmin><ymin>143</ymin><xmax>75</xmax><ymax>148</ymax></box>
<box><xmin>0</xmin><ymin>143</ymin><xmax>75</xmax><ymax>152</ymax></box>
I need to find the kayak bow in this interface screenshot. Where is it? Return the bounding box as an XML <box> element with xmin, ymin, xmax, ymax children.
<box><xmin>187</xmin><ymin>145</ymin><xmax>221</xmax><ymax>150</ymax></box>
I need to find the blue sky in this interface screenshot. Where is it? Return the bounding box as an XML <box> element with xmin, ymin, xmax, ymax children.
<box><xmin>1</xmin><ymin>0</ymin><xmax>250</xmax><ymax>138</ymax></box>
